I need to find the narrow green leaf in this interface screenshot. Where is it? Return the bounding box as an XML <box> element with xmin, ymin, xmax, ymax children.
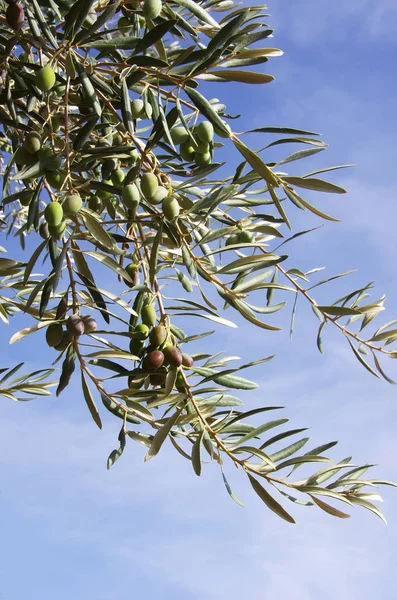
<box><xmin>248</xmin><ymin>475</ymin><xmax>295</xmax><ymax>523</ymax></box>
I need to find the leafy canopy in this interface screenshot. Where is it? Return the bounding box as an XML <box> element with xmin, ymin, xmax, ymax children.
<box><xmin>0</xmin><ymin>0</ymin><xmax>396</xmax><ymax>524</ymax></box>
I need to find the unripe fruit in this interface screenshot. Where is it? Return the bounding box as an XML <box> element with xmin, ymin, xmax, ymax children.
<box><xmin>170</xmin><ymin>127</ymin><xmax>189</xmax><ymax>145</ymax></box>
<box><xmin>194</xmin><ymin>152</ymin><xmax>211</xmax><ymax>166</ymax></box>
<box><xmin>88</xmin><ymin>196</ymin><xmax>103</xmax><ymax>213</ymax></box>
<box><xmin>6</xmin><ymin>2</ymin><xmax>24</xmax><ymax>30</ymax></box>
<box><xmin>143</xmin><ymin>350</ymin><xmax>164</xmax><ymax>370</ymax></box>
<box><xmin>66</xmin><ymin>314</ymin><xmax>85</xmax><ymax>337</ymax></box>
<box><xmin>196</xmin><ymin>121</ymin><xmax>214</xmax><ymax>143</ymax></box>
<box><xmin>143</xmin><ymin>0</ymin><xmax>162</xmax><ymax>19</ymax></box>
<box><xmin>44</xmin><ymin>202</ymin><xmax>63</xmax><ymax>226</ymax></box>
<box><xmin>128</xmin><ymin>148</ymin><xmax>139</xmax><ymax>162</ymax></box>
<box><xmin>225</xmin><ymin>234</ymin><xmax>239</xmax><ymax>247</ymax></box>
<box><xmin>49</xmin><ymin>220</ymin><xmax>66</xmax><ymax>240</ymax></box>
<box><xmin>129</xmin><ymin>338</ymin><xmax>145</xmax><ymax>356</ymax></box>
<box><xmin>19</xmin><ymin>192</ymin><xmax>33</xmax><ymax>207</ymax></box>
<box><xmin>97</xmin><ymin>180</ymin><xmax>112</xmax><ymax>199</ymax></box>
<box><xmin>101</xmin><ymin>158</ymin><xmax>118</xmax><ymax>180</ymax></box>
<box><xmin>180</xmin><ymin>142</ymin><xmax>195</xmax><ymax>162</ymax></box>
<box><xmin>163</xmin><ymin>345</ymin><xmax>182</xmax><ymax>367</ymax></box>
<box><xmin>15</xmin><ymin>147</ymin><xmax>37</xmax><ymax>167</ymax></box>
<box><xmin>55</xmin><ymin>296</ymin><xmax>68</xmax><ymax>321</ymax></box>
<box><xmin>182</xmin><ymin>353</ymin><xmax>194</xmax><ymax>368</ymax></box>
<box><xmin>141</xmin><ymin>304</ymin><xmax>156</xmax><ymax>327</ymax></box>
<box><xmin>162</xmin><ymin>196</ymin><xmax>180</xmax><ymax>220</ymax></box>
<box><xmin>39</xmin><ymin>222</ymin><xmax>49</xmax><ymax>240</ymax></box>
<box><xmin>122</xmin><ymin>183</ymin><xmax>140</xmax><ymax>209</ymax></box>
<box><xmin>63</xmin><ymin>194</ymin><xmax>82</xmax><ymax>215</ymax></box>
<box><xmin>148</xmin><ymin>185</ymin><xmax>167</xmax><ymax>205</ymax></box>
<box><xmin>131</xmin><ymin>99</ymin><xmax>145</xmax><ymax>119</ymax></box>
<box><xmin>35</xmin><ymin>66</ymin><xmax>56</xmax><ymax>92</ymax></box>
<box><xmin>140</xmin><ymin>172</ymin><xmax>158</xmax><ymax>199</ymax></box>
<box><xmin>82</xmin><ymin>315</ymin><xmax>97</xmax><ymax>333</ymax></box>
<box><xmin>54</xmin><ymin>330</ymin><xmax>72</xmax><ymax>352</ymax></box>
<box><xmin>124</xmin><ymin>262</ymin><xmax>139</xmax><ymax>287</ymax></box>
<box><xmin>149</xmin><ymin>324</ymin><xmax>167</xmax><ymax>347</ymax></box>
<box><xmin>238</xmin><ymin>231</ymin><xmax>254</xmax><ymax>243</ymax></box>
<box><xmin>118</xmin><ymin>16</ymin><xmax>130</xmax><ymax>29</ymax></box>
<box><xmin>111</xmin><ymin>168</ymin><xmax>125</xmax><ymax>187</ymax></box>
<box><xmin>143</xmin><ymin>103</ymin><xmax>153</xmax><ymax>119</ymax></box>
<box><xmin>175</xmin><ymin>371</ymin><xmax>185</xmax><ymax>389</ymax></box>
<box><xmin>46</xmin><ymin>170</ymin><xmax>65</xmax><ymax>190</ymax></box>
<box><xmin>134</xmin><ymin>324</ymin><xmax>150</xmax><ymax>340</ymax></box>
<box><xmin>38</xmin><ymin>147</ymin><xmax>62</xmax><ymax>171</ymax></box>
<box><xmin>24</xmin><ymin>131</ymin><xmax>42</xmax><ymax>155</ymax></box>
<box><xmin>46</xmin><ymin>323</ymin><xmax>63</xmax><ymax>348</ymax></box>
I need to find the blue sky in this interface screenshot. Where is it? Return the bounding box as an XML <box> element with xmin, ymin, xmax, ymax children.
<box><xmin>1</xmin><ymin>1</ymin><xmax>397</xmax><ymax>598</ymax></box>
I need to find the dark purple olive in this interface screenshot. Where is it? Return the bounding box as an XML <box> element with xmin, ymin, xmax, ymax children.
<box><xmin>182</xmin><ymin>353</ymin><xmax>194</xmax><ymax>368</ymax></box>
<box><xmin>55</xmin><ymin>295</ymin><xmax>68</xmax><ymax>320</ymax></box>
<box><xmin>150</xmin><ymin>367</ymin><xmax>167</xmax><ymax>387</ymax></box>
<box><xmin>66</xmin><ymin>314</ymin><xmax>85</xmax><ymax>337</ymax></box>
<box><xmin>39</xmin><ymin>222</ymin><xmax>49</xmax><ymax>240</ymax></box>
<box><xmin>6</xmin><ymin>3</ymin><xmax>24</xmax><ymax>30</ymax></box>
<box><xmin>163</xmin><ymin>345</ymin><xmax>182</xmax><ymax>367</ymax></box>
<box><xmin>82</xmin><ymin>315</ymin><xmax>97</xmax><ymax>333</ymax></box>
<box><xmin>143</xmin><ymin>350</ymin><xmax>164</xmax><ymax>370</ymax></box>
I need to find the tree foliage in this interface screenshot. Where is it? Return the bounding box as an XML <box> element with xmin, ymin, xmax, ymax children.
<box><xmin>0</xmin><ymin>0</ymin><xmax>396</xmax><ymax>524</ymax></box>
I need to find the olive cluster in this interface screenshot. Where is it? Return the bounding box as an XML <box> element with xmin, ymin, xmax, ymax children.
<box><xmin>170</xmin><ymin>121</ymin><xmax>215</xmax><ymax>167</ymax></box>
<box><xmin>40</xmin><ymin>194</ymin><xmax>82</xmax><ymax>241</ymax></box>
<box><xmin>46</xmin><ymin>314</ymin><xmax>97</xmax><ymax>351</ymax></box>
<box><xmin>128</xmin><ymin>303</ymin><xmax>194</xmax><ymax>390</ymax></box>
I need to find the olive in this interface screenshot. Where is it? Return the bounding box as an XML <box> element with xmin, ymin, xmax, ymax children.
<box><xmin>194</xmin><ymin>152</ymin><xmax>211</xmax><ymax>166</ymax></box>
<box><xmin>162</xmin><ymin>197</ymin><xmax>180</xmax><ymax>220</ymax></box>
<box><xmin>149</xmin><ymin>324</ymin><xmax>167</xmax><ymax>347</ymax></box>
<box><xmin>54</xmin><ymin>330</ymin><xmax>72</xmax><ymax>352</ymax></box>
<box><xmin>111</xmin><ymin>168</ymin><xmax>125</xmax><ymax>187</ymax></box>
<box><xmin>48</xmin><ymin>220</ymin><xmax>66</xmax><ymax>240</ymax></box>
<box><xmin>46</xmin><ymin>323</ymin><xmax>63</xmax><ymax>348</ymax></box>
<box><xmin>66</xmin><ymin>314</ymin><xmax>85</xmax><ymax>337</ymax></box>
<box><xmin>238</xmin><ymin>231</ymin><xmax>254</xmax><ymax>243</ymax></box>
<box><xmin>63</xmin><ymin>194</ymin><xmax>82</xmax><ymax>215</ymax></box>
<box><xmin>148</xmin><ymin>185</ymin><xmax>167</xmax><ymax>205</ymax></box>
<box><xmin>124</xmin><ymin>262</ymin><xmax>139</xmax><ymax>287</ymax></box>
<box><xmin>101</xmin><ymin>158</ymin><xmax>118</xmax><ymax>180</ymax></box>
<box><xmin>6</xmin><ymin>2</ymin><xmax>24</xmax><ymax>30</ymax></box>
<box><xmin>44</xmin><ymin>202</ymin><xmax>63</xmax><ymax>226</ymax></box>
<box><xmin>82</xmin><ymin>315</ymin><xmax>97</xmax><ymax>333</ymax></box>
<box><xmin>180</xmin><ymin>142</ymin><xmax>195</xmax><ymax>162</ymax></box>
<box><xmin>150</xmin><ymin>367</ymin><xmax>167</xmax><ymax>387</ymax></box>
<box><xmin>129</xmin><ymin>338</ymin><xmax>145</xmax><ymax>356</ymax></box>
<box><xmin>195</xmin><ymin>121</ymin><xmax>214</xmax><ymax>143</ymax></box>
<box><xmin>122</xmin><ymin>183</ymin><xmax>140</xmax><ymax>209</ymax></box>
<box><xmin>39</xmin><ymin>222</ymin><xmax>49</xmax><ymax>240</ymax></box>
<box><xmin>88</xmin><ymin>196</ymin><xmax>103</xmax><ymax>213</ymax></box>
<box><xmin>24</xmin><ymin>131</ymin><xmax>42</xmax><ymax>155</ymax></box>
<box><xmin>143</xmin><ymin>350</ymin><xmax>165</xmax><ymax>370</ymax></box>
<box><xmin>134</xmin><ymin>324</ymin><xmax>150</xmax><ymax>340</ymax></box>
<box><xmin>182</xmin><ymin>353</ymin><xmax>194</xmax><ymax>368</ymax></box>
<box><xmin>131</xmin><ymin>99</ymin><xmax>145</xmax><ymax>119</ymax></box>
<box><xmin>140</xmin><ymin>172</ymin><xmax>158</xmax><ymax>199</ymax></box>
<box><xmin>163</xmin><ymin>345</ymin><xmax>182</xmax><ymax>367</ymax></box>
<box><xmin>225</xmin><ymin>234</ymin><xmax>239</xmax><ymax>247</ymax></box>
<box><xmin>170</xmin><ymin>127</ymin><xmax>189</xmax><ymax>145</ymax></box>
<box><xmin>46</xmin><ymin>170</ymin><xmax>66</xmax><ymax>190</ymax></box>
<box><xmin>35</xmin><ymin>66</ymin><xmax>56</xmax><ymax>92</ymax></box>
<box><xmin>141</xmin><ymin>304</ymin><xmax>156</xmax><ymax>327</ymax></box>
<box><xmin>143</xmin><ymin>0</ymin><xmax>162</xmax><ymax>19</ymax></box>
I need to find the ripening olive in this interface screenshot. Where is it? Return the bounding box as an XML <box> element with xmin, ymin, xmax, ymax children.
<box><xmin>170</xmin><ymin>127</ymin><xmax>189</xmax><ymax>145</ymax></box>
<box><xmin>195</xmin><ymin>121</ymin><xmax>214</xmax><ymax>143</ymax></box>
<box><xmin>6</xmin><ymin>2</ymin><xmax>24</xmax><ymax>30</ymax></box>
<box><xmin>131</xmin><ymin>99</ymin><xmax>145</xmax><ymax>119</ymax></box>
<box><xmin>44</xmin><ymin>202</ymin><xmax>63</xmax><ymax>226</ymax></box>
<box><xmin>101</xmin><ymin>158</ymin><xmax>118</xmax><ymax>180</ymax></box>
<box><xmin>149</xmin><ymin>324</ymin><xmax>167</xmax><ymax>347</ymax></box>
<box><xmin>141</xmin><ymin>304</ymin><xmax>156</xmax><ymax>327</ymax></box>
<box><xmin>66</xmin><ymin>314</ymin><xmax>85</xmax><ymax>337</ymax></box>
<box><xmin>140</xmin><ymin>172</ymin><xmax>158</xmax><ymax>199</ymax></box>
<box><xmin>163</xmin><ymin>345</ymin><xmax>182</xmax><ymax>367</ymax></box>
<box><xmin>39</xmin><ymin>222</ymin><xmax>49</xmax><ymax>240</ymax></box>
<box><xmin>88</xmin><ymin>196</ymin><xmax>103</xmax><ymax>213</ymax></box>
<box><xmin>35</xmin><ymin>66</ymin><xmax>56</xmax><ymax>92</ymax></box>
<box><xmin>15</xmin><ymin>146</ymin><xmax>37</xmax><ymax>167</ymax></box>
<box><xmin>24</xmin><ymin>131</ymin><xmax>42</xmax><ymax>155</ymax></box>
<box><xmin>162</xmin><ymin>196</ymin><xmax>180</xmax><ymax>220</ymax></box>
<box><xmin>63</xmin><ymin>194</ymin><xmax>82</xmax><ymax>216</ymax></box>
<box><xmin>82</xmin><ymin>315</ymin><xmax>97</xmax><ymax>333</ymax></box>
<box><xmin>182</xmin><ymin>353</ymin><xmax>194</xmax><ymax>368</ymax></box>
<box><xmin>150</xmin><ymin>367</ymin><xmax>167</xmax><ymax>387</ymax></box>
<box><xmin>143</xmin><ymin>350</ymin><xmax>165</xmax><ymax>370</ymax></box>
<box><xmin>19</xmin><ymin>192</ymin><xmax>33</xmax><ymax>207</ymax></box>
<box><xmin>46</xmin><ymin>323</ymin><xmax>63</xmax><ymax>348</ymax></box>
<box><xmin>54</xmin><ymin>330</ymin><xmax>72</xmax><ymax>352</ymax></box>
